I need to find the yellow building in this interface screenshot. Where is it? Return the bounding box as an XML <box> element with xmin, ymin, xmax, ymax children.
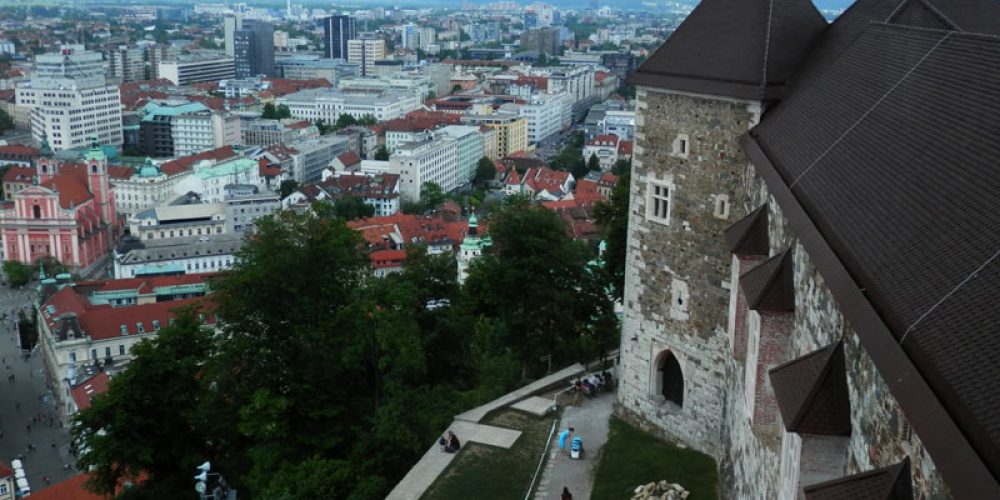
<box><xmin>461</xmin><ymin>112</ymin><xmax>528</xmax><ymax>159</ymax></box>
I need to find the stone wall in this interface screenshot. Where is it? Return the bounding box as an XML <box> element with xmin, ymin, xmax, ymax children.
<box><xmin>621</xmin><ymin>85</ymin><xmax>953</xmax><ymax>498</ymax></box>
<box><xmin>616</xmin><ymin>86</ymin><xmax>760</xmax><ymax>457</ymax></box>
<box><xmin>714</xmin><ymin>174</ymin><xmax>951</xmax><ymax>499</ymax></box>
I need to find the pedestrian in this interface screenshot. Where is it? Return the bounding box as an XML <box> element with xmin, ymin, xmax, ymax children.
<box><xmin>25</xmin><ymin>424</ymin><xmax>30</xmax><ymax>433</ymax></box>
<box><xmin>51</xmin><ymin>442</ymin><xmax>56</xmax><ymax>449</ymax></box>
<box><xmin>558</xmin><ymin>426</ymin><xmax>575</xmax><ymax>456</ymax></box>
<box><xmin>561</xmin><ymin>486</ymin><xmax>573</xmax><ymax>500</ymax></box>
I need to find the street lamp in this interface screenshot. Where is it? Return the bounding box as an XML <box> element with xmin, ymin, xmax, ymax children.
<box><xmin>194</xmin><ymin>462</ymin><xmax>237</xmax><ymax>500</ymax></box>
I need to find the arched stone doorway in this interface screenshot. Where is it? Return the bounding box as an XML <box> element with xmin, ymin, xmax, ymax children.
<box><xmin>656</xmin><ymin>351</ymin><xmax>684</xmax><ymax>407</ymax></box>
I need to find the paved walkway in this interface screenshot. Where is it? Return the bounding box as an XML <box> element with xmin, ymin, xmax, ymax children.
<box><xmin>456</xmin><ymin>364</ymin><xmax>585</xmax><ymax>423</ymax></box>
<box><xmin>388</xmin><ymin>364</ymin><xmax>586</xmax><ymax>500</ymax></box>
<box><xmin>0</xmin><ymin>285</ymin><xmax>77</xmax><ymax>494</ymax></box>
<box><xmin>535</xmin><ymin>390</ymin><xmax>615</xmax><ymax>500</ymax></box>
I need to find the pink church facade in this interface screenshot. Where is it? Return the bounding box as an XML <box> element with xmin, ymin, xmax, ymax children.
<box><xmin>0</xmin><ymin>144</ymin><xmax>117</xmax><ymax>270</ymax></box>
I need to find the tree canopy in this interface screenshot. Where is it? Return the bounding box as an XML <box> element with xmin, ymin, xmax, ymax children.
<box><xmin>373</xmin><ymin>145</ymin><xmax>390</xmax><ymax>161</ymax></box>
<box><xmin>475</xmin><ymin>157</ymin><xmax>496</xmax><ymax>187</ymax></box>
<box><xmin>71</xmin><ymin>204</ymin><xmax>620</xmax><ymax>498</ymax></box>
<box><xmin>594</xmin><ymin>170</ymin><xmax>630</xmax><ymax>301</ymax></box>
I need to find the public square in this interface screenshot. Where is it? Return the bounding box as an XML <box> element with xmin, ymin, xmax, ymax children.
<box><xmin>0</xmin><ymin>283</ymin><xmax>78</xmax><ymax>493</ymax></box>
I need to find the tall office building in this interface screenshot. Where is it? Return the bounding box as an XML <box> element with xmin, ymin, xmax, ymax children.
<box><xmin>323</xmin><ymin>15</ymin><xmax>356</xmax><ymax>60</ymax></box>
<box><xmin>347</xmin><ymin>36</ymin><xmax>386</xmax><ymax>77</ymax></box>
<box><xmin>234</xmin><ymin>19</ymin><xmax>275</xmax><ymax>78</ymax></box>
<box><xmin>224</xmin><ymin>15</ymin><xmax>240</xmax><ymax>57</ymax></box>
<box><xmin>15</xmin><ymin>45</ymin><xmax>123</xmax><ymax>151</ymax></box>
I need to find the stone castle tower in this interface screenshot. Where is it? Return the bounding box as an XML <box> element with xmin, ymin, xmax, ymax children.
<box><xmin>616</xmin><ymin>0</ymin><xmax>825</xmax><ymax>457</ymax></box>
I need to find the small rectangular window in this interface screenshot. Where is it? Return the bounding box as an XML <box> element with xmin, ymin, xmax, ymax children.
<box><xmin>69</xmin><ymin>352</ymin><xmax>76</xmax><ymax>363</ymax></box>
<box><xmin>105</xmin><ymin>347</ymin><xmax>112</xmax><ymax>358</ymax></box>
<box><xmin>152</xmin><ymin>320</ymin><xmax>160</xmax><ymax>331</ymax></box>
<box><xmin>119</xmin><ymin>345</ymin><xmax>125</xmax><ymax>356</ymax></box>
<box><xmin>647</xmin><ymin>179</ymin><xmax>672</xmax><ymax>225</ymax></box>
<box><xmin>136</xmin><ymin>322</ymin><xmax>145</xmax><ymax>333</ymax></box>
<box><xmin>120</xmin><ymin>324</ymin><xmax>128</xmax><ymax>335</ymax></box>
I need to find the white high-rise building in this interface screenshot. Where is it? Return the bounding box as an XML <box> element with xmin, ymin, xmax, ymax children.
<box><xmin>503</xmin><ymin>92</ymin><xmax>573</xmax><ymax>144</ymax></box>
<box><xmin>392</xmin><ymin>138</ymin><xmax>459</xmax><ymax>203</ymax></box>
<box><xmin>172</xmin><ymin>111</ymin><xmax>242</xmax><ymax>157</ymax></box>
<box><xmin>347</xmin><ymin>37</ymin><xmax>386</xmax><ymax>77</ymax></box>
<box><xmin>15</xmin><ymin>45</ymin><xmax>123</xmax><ymax>151</ymax></box>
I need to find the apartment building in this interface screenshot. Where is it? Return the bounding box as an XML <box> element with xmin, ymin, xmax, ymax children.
<box><xmin>15</xmin><ymin>45</ymin><xmax>123</xmax><ymax>151</ymax></box>
<box><xmin>172</xmin><ymin>111</ymin><xmax>241</xmax><ymax>157</ymax></box>
<box><xmin>277</xmin><ymin>88</ymin><xmax>421</xmax><ymax>123</ymax></box>
<box><xmin>347</xmin><ymin>36</ymin><xmax>387</xmax><ymax>77</ymax></box>
<box><xmin>159</xmin><ymin>54</ymin><xmax>236</xmax><ymax>85</ymax></box>
<box><xmin>460</xmin><ymin>111</ymin><xmax>528</xmax><ymax>158</ymax></box>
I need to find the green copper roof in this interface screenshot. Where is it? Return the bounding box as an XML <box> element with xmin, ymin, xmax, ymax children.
<box><xmin>193</xmin><ymin>157</ymin><xmax>258</xmax><ymax>180</ymax></box>
<box><xmin>141</xmin><ymin>101</ymin><xmax>210</xmax><ymax>121</ymax></box>
<box><xmin>137</xmin><ymin>158</ymin><xmax>162</xmax><ymax>178</ymax></box>
<box><xmin>83</xmin><ymin>136</ymin><xmax>106</xmax><ymax>162</ymax></box>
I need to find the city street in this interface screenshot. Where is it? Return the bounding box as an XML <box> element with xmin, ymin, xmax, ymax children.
<box><xmin>0</xmin><ymin>284</ymin><xmax>78</xmax><ymax>493</ymax></box>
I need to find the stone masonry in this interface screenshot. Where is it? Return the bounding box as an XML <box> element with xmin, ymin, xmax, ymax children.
<box><xmin>618</xmin><ymin>85</ymin><xmax>952</xmax><ymax>498</ymax></box>
<box><xmin>616</xmin><ymin>86</ymin><xmax>760</xmax><ymax>457</ymax></box>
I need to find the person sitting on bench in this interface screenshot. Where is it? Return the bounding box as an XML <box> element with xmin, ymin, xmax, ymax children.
<box><xmin>440</xmin><ymin>431</ymin><xmax>461</xmax><ymax>453</ymax></box>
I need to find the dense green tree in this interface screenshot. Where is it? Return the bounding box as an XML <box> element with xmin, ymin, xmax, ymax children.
<box><xmin>420</xmin><ymin>182</ymin><xmax>447</xmax><ymax>211</ymax></box>
<box><xmin>262</xmin><ymin>103</ymin><xmax>279</xmax><ymax>119</ymax></box>
<box><xmin>358</xmin><ymin>114</ymin><xmax>378</xmax><ymax>127</ymax></box>
<box><xmin>0</xmin><ymin>108</ymin><xmax>14</xmax><ymax>134</ymax></box>
<box><xmin>336</xmin><ymin>113</ymin><xmax>358</xmax><ymax>130</ymax></box>
<box><xmin>315</xmin><ymin>119</ymin><xmax>333</xmax><ymax>135</ymax></box>
<box><xmin>463</xmin><ymin>203</ymin><xmax>617</xmax><ymax>377</ymax></box>
<box><xmin>594</xmin><ymin>171</ymin><xmax>630</xmax><ymax>301</ymax></box>
<box><xmin>276</xmin><ymin>104</ymin><xmax>292</xmax><ymax>119</ymax></box>
<box><xmin>373</xmin><ymin>145</ymin><xmax>390</xmax><ymax>161</ymax></box>
<box><xmin>588</xmin><ymin>153</ymin><xmax>601</xmax><ymax>172</ymax></box>
<box><xmin>206</xmin><ymin>212</ymin><xmax>369</xmax><ymax>494</ymax></box>
<box><xmin>549</xmin><ymin>145</ymin><xmax>588</xmax><ymax>180</ymax></box>
<box><xmin>612</xmin><ymin>158</ymin><xmax>631</xmax><ymax>177</ymax></box>
<box><xmin>279</xmin><ymin>179</ymin><xmax>299</xmax><ymax>199</ymax></box>
<box><xmin>2</xmin><ymin>261</ymin><xmax>31</xmax><ymax>287</ymax></box>
<box><xmin>331</xmin><ymin>196</ymin><xmax>375</xmax><ymax>221</ymax></box>
<box><xmin>73</xmin><ymin>308</ymin><xmax>214</xmax><ymax>499</ymax></box>
<box><xmin>474</xmin><ymin>157</ymin><xmax>496</xmax><ymax>186</ymax></box>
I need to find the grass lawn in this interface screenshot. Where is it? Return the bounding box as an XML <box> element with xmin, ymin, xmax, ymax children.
<box><xmin>422</xmin><ymin>409</ymin><xmax>557</xmax><ymax>500</ymax></box>
<box><xmin>591</xmin><ymin>417</ymin><xmax>718</xmax><ymax>500</ymax></box>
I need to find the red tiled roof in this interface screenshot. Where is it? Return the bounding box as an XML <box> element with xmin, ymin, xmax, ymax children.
<box><xmin>259</xmin><ymin>158</ymin><xmax>283</xmax><ymax>178</ymax></box>
<box><xmin>285</xmin><ymin>120</ymin><xmax>313</xmax><ymax>130</ymax></box>
<box><xmin>523</xmin><ymin>167</ymin><xmax>571</xmax><ymax>194</ymax></box>
<box><xmin>28</xmin><ymin>472</ymin><xmax>145</xmax><ymax>500</ymax></box>
<box><xmin>40</xmin><ymin>164</ymin><xmax>92</xmax><ymax>209</ymax></box>
<box><xmin>587</xmin><ymin>134</ymin><xmax>619</xmax><ymax>146</ymax></box>
<box><xmin>505</xmin><ymin>167</ymin><xmax>521</xmax><ymax>185</ymax></box>
<box><xmin>382</xmin><ymin>111</ymin><xmax>461</xmax><ymax>134</ymax></box>
<box><xmin>78</xmin><ymin>273</ymin><xmax>214</xmax><ymax>293</ymax></box>
<box><xmin>336</xmin><ymin>152</ymin><xmax>361</xmax><ymax>167</ymax></box>
<box><xmin>42</xmin><ymin>285</ymin><xmax>217</xmax><ymax>342</ymax></box>
<box><xmin>514</xmin><ymin>75</ymin><xmax>548</xmax><ymax>91</ymax></box>
<box><xmin>348</xmin><ymin>213</ymin><xmax>468</xmax><ymax>251</ymax></box>
<box><xmin>159</xmin><ymin>146</ymin><xmax>236</xmax><ymax>176</ymax></box>
<box><xmin>78</xmin><ymin>297</ymin><xmax>216</xmax><ymax>341</ymax></box>
<box><xmin>618</xmin><ymin>140</ymin><xmax>633</xmax><ymax>155</ymax></box>
<box><xmin>71</xmin><ymin>372</ymin><xmax>110</xmax><ymax>412</ymax></box>
<box><xmin>595</xmin><ymin>71</ymin><xmax>611</xmax><ymax>82</ymax></box>
<box><xmin>107</xmin><ymin>166</ymin><xmax>134</xmax><ymax>180</ymax></box>
<box><xmin>3</xmin><ymin>165</ymin><xmax>34</xmax><ymax>183</ymax></box>
<box><xmin>263</xmin><ymin>78</ymin><xmax>332</xmax><ymax>97</ymax></box>
<box><xmin>0</xmin><ymin>145</ymin><xmax>40</xmax><ymax>158</ymax></box>
<box><xmin>370</xmin><ymin>249</ymin><xmax>407</xmax><ymax>269</ymax></box>
<box><xmin>0</xmin><ymin>460</ymin><xmax>11</xmax><ymax>478</ymax></box>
